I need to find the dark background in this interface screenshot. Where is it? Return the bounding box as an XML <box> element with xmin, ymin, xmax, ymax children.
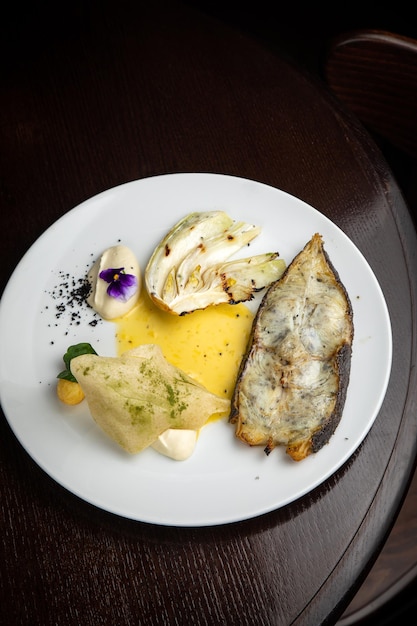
<box><xmin>2</xmin><ymin>1</ymin><xmax>417</xmax><ymax>72</ymax></box>
<box><xmin>3</xmin><ymin>0</ymin><xmax>416</xmax><ymax>194</ymax></box>
<box><xmin>187</xmin><ymin>1</ymin><xmax>417</xmax><ymax>72</ymax></box>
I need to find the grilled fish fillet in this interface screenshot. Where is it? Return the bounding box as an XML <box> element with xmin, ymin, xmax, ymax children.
<box><xmin>229</xmin><ymin>233</ymin><xmax>354</xmax><ymax>461</ymax></box>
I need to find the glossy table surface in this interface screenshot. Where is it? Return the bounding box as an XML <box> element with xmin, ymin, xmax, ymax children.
<box><xmin>1</xmin><ymin>2</ymin><xmax>417</xmax><ymax>624</ymax></box>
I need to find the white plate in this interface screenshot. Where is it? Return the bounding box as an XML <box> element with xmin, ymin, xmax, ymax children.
<box><xmin>0</xmin><ymin>173</ymin><xmax>392</xmax><ymax>526</ymax></box>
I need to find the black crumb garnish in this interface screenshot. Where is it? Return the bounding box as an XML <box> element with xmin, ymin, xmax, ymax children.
<box><xmin>45</xmin><ymin>266</ymin><xmax>101</xmax><ymax>335</ymax></box>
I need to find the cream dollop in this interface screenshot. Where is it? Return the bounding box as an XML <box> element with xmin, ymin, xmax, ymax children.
<box><xmin>87</xmin><ymin>245</ymin><xmax>141</xmax><ymax>319</ymax></box>
<box><xmin>152</xmin><ymin>429</ymin><xmax>198</xmax><ymax>461</ymax></box>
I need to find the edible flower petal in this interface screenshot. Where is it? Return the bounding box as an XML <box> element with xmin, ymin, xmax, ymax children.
<box><xmin>99</xmin><ymin>267</ymin><xmax>138</xmax><ymax>302</ymax></box>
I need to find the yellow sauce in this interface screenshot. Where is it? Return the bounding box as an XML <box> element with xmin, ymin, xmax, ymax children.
<box><xmin>115</xmin><ymin>289</ymin><xmax>254</xmax><ymax>401</ymax></box>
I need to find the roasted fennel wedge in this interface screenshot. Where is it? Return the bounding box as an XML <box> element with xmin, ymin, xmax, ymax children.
<box><xmin>145</xmin><ymin>211</ymin><xmax>286</xmax><ymax>315</ymax></box>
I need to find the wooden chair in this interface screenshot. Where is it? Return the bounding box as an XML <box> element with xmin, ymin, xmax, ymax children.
<box><xmin>325</xmin><ymin>29</ymin><xmax>417</xmax><ymax>221</ymax></box>
<box><xmin>325</xmin><ymin>29</ymin><xmax>417</xmax><ymax>624</ymax></box>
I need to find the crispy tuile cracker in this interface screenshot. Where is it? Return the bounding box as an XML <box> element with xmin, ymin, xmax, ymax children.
<box><xmin>71</xmin><ymin>344</ymin><xmax>230</xmax><ymax>453</ymax></box>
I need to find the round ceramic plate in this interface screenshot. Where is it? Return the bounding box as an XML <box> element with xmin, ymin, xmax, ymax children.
<box><xmin>0</xmin><ymin>173</ymin><xmax>392</xmax><ymax>526</ymax></box>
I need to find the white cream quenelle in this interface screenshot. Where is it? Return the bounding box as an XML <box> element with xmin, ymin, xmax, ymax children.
<box><xmin>151</xmin><ymin>429</ymin><xmax>198</xmax><ymax>461</ymax></box>
<box><xmin>87</xmin><ymin>245</ymin><xmax>141</xmax><ymax>319</ymax></box>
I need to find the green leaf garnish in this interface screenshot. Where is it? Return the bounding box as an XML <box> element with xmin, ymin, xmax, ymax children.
<box><xmin>57</xmin><ymin>343</ymin><xmax>98</xmax><ymax>382</ymax></box>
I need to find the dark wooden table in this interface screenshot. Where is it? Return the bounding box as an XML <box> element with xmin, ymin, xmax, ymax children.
<box><xmin>1</xmin><ymin>2</ymin><xmax>417</xmax><ymax>624</ymax></box>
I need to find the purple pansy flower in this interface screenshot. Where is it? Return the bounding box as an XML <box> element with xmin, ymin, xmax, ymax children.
<box><xmin>99</xmin><ymin>267</ymin><xmax>138</xmax><ymax>302</ymax></box>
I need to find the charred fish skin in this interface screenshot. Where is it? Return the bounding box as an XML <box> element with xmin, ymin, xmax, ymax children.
<box><xmin>230</xmin><ymin>233</ymin><xmax>354</xmax><ymax>461</ymax></box>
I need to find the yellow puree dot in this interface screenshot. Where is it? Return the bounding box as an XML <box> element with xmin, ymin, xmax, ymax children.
<box><xmin>115</xmin><ymin>290</ymin><xmax>254</xmax><ymax>400</ymax></box>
